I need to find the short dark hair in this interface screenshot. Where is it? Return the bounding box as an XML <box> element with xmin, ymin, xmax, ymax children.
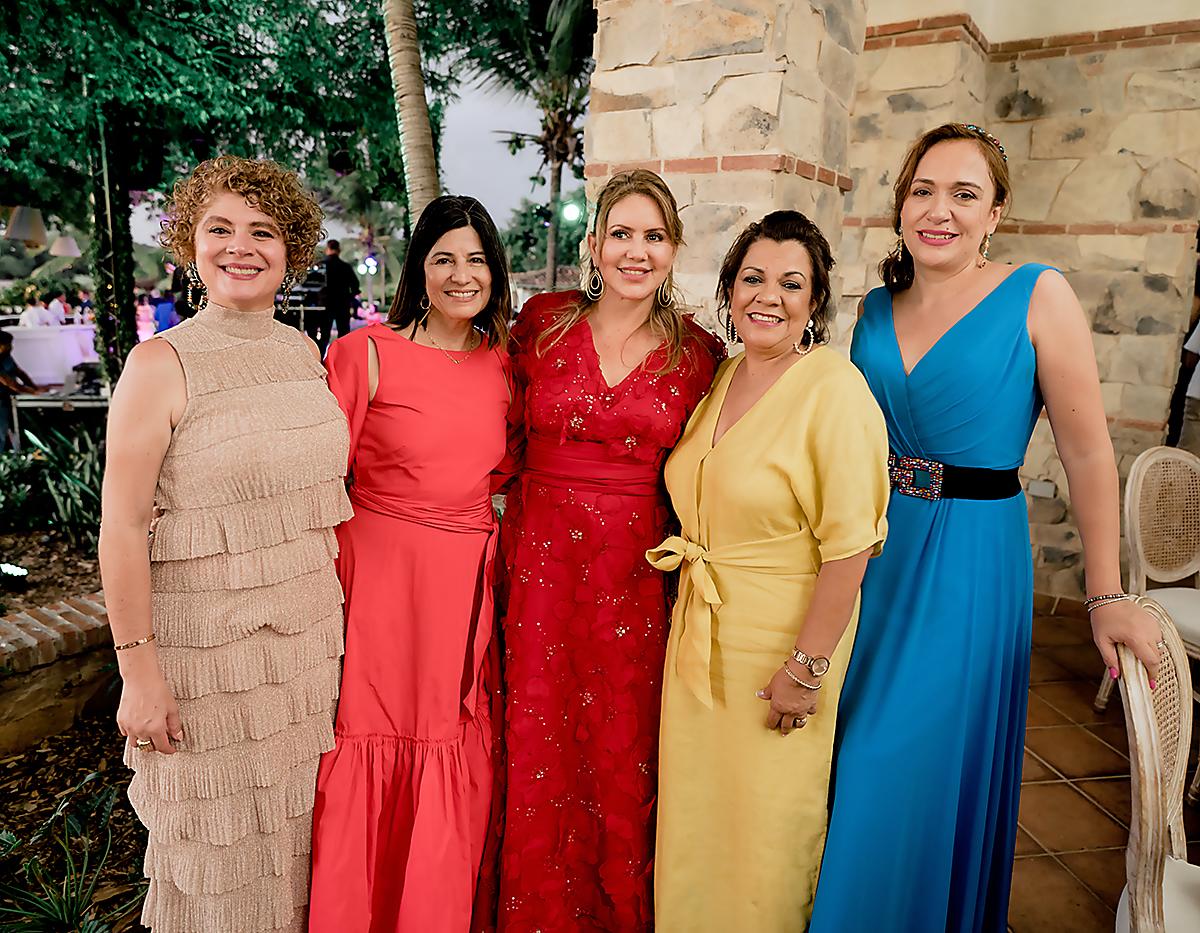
<box><xmin>0</xmin><ymin>329</ymin><xmax>12</xmax><ymax>347</ymax></box>
<box><xmin>386</xmin><ymin>195</ymin><xmax>512</xmax><ymax>351</ymax></box>
<box><xmin>326</xmin><ymin>239</ymin><xmax>340</xmax><ymax>252</ymax></box>
<box><xmin>45</xmin><ymin>288</ymin><xmax>65</xmax><ymax>301</ymax></box>
<box><xmin>716</xmin><ymin>210</ymin><xmax>836</xmax><ymax>344</ymax></box>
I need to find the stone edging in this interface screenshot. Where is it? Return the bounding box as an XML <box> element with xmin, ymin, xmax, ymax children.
<box><xmin>0</xmin><ymin>593</ymin><xmax>109</xmax><ymax>674</ymax></box>
<box><xmin>584</xmin><ymin>156</ymin><xmax>854</xmax><ymax>192</ymax></box>
<box><xmin>865</xmin><ymin>14</ymin><xmax>1200</xmax><ymax>60</ymax></box>
<box><xmin>845</xmin><ymin>216</ymin><xmax>1200</xmax><ymax>235</ymax></box>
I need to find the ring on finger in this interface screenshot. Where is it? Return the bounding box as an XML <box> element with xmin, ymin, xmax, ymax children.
<box><xmin>134</xmin><ymin>738</ymin><xmax>152</xmax><ymax>749</ymax></box>
<box><xmin>792</xmin><ymin>716</ymin><xmax>807</xmax><ymax>729</ymax></box>
<box><xmin>1156</xmin><ymin>640</ymin><xmax>1167</xmax><ymax>650</ymax></box>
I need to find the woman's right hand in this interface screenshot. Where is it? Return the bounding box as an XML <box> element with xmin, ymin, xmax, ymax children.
<box><xmin>117</xmin><ymin>673</ymin><xmax>183</xmax><ymax>754</ymax></box>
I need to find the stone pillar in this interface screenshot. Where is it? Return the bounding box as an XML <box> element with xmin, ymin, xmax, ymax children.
<box><xmin>585</xmin><ymin>0</ymin><xmax>867</xmax><ymax>335</ymax></box>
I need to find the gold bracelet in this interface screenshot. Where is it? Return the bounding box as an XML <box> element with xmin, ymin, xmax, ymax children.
<box><xmin>782</xmin><ymin>659</ymin><xmax>822</xmax><ymax>691</ymax></box>
<box><xmin>113</xmin><ymin>632</ymin><xmax>156</xmax><ymax>651</ymax></box>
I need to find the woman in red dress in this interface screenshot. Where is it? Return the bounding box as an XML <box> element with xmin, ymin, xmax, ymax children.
<box><xmin>498</xmin><ymin>170</ymin><xmax>724</xmax><ymax>931</ymax></box>
<box><xmin>309</xmin><ymin>196</ymin><xmax>517</xmax><ymax>932</ymax></box>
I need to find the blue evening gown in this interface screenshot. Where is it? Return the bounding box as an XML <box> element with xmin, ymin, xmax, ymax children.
<box><xmin>809</xmin><ymin>263</ymin><xmax>1053</xmax><ymax>933</ymax></box>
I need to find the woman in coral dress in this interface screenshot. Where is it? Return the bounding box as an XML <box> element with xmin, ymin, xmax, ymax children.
<box><xmin>498</xmin><ymin>170</ymin><xmax>724</xmax><ymax>931</ymax></box>
<box><xmin>308</xmin><ymin>197</ymin><xmax>517</xmax><ymax>932</ymax></box>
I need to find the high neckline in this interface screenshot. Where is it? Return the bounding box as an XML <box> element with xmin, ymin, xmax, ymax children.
<box><xmin>194</xmin><ymin>301</ymin><xmax>277</xmax><ymax>339</ymax></box>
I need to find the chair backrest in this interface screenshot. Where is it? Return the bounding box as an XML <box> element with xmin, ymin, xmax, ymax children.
<box><xmin>1124</xmin><ymin>446</ymin><xmax>1200</xmax><ymax>593</ymax></box>
<box><xmin>1118</xmin><ymin>596</ymin><xmax>1194</xmax><ymax>932</ymax></box>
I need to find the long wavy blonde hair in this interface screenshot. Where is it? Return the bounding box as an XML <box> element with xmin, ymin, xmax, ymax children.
<box><xmin>536</xmin><ymin>169</ymin><xmax>694</xmax><ymax>372</ymax></box>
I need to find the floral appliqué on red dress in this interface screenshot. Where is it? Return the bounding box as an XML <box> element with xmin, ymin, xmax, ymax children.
<box><xmin>498</xmin><ymin>290</ymin><xmax>724</xmax><ymax>931</ymax></box>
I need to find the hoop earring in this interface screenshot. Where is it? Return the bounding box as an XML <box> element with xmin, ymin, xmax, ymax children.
<box><xmin>656</xmin><ymin>275</ymin><xmax>675</xmax><ymax>309</ymax></box>
<box><xmin>419</xmin><ymin>294</ymin><xmax>431</xmax><ymax>312</ymax></box>
<box><xmin>792</xmin><ymin>320</ymin><xmax>816</xmax><ymax>357</ymax></box>
<box><xmin>724</xmin><ymin>310</ymin><xmax>740</xmax><ymax>344</ymax></box>
<box><xmin>584</xmin><ymin>264</ymin><xmax>605</xmax><ymax>302</ymax></box>
<box><xmin>185</xmin><ymin>261</ymin><xmax>208</xmax><ymax>312</ymax></box>
<box><xmin>977</xmin><ymin>232</ymin><xmax>992</xmax><ymax>268</ymax></box>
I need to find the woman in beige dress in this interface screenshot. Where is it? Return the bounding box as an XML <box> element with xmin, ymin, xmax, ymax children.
<box><xmin>98</xmin><ymin>156</ymin><xmax>351</xmax><ymax>932</ymax></box>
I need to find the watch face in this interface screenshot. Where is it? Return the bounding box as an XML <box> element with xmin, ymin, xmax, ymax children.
<box><xmin>810</xmin><ymin>657</ymin><xmax>830</xmax><ymax>676</ymax></box>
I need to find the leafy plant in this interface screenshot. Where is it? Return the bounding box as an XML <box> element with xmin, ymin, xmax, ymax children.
<box><xmin>0</xmin><ymin>451</ymin><xmax>43</xmax><ymax>531</ymax></box>
<box><xmin>21</xmin><ymin>427</ymin><xmax>104</xmax><ymax>551</ymax></box>
<box><xmin>0</xmin><ymin>772</ymin><xmax>144</xmax><ymax>932</ymax></box>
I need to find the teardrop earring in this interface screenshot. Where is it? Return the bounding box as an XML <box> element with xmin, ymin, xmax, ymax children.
<box><xmin>185</xmin><ymin>261</ymin><xmax>208</xmax><ymax>312</ymax></box>
<box><xmin>977</xmin><ymin>232</ymin><xmax>992</xmax><ymax>269</ymax></box>
<box><xmin>792</xmin><ymin>320</ymin><xmax>816</xmax><ymax>357</ymax></box>
<box><xmin>584</xmin><ymin>262</ymin><xmax>605</xmax><ymax>301</ymax></box>
<box><xmin>724</xmin><ymin>311</ymin><xmax>740</xmax><ymax>344</ymax></box>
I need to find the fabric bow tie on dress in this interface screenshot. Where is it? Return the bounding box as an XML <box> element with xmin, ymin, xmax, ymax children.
<box><xmin>647</xmin><ymin>531</ymin><xmax>823</xmax><ymax>709</ymax></box>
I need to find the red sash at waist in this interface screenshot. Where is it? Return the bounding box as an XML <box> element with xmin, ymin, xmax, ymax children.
<box><xmin>524</xmin><ymin>435</ymin><xmax>661</xmax><ymax>497</ymax></box>
<box><xmin>349</xmin><ymin>487</ymin><xmax>494</xmax><ymax>534</ymax></box>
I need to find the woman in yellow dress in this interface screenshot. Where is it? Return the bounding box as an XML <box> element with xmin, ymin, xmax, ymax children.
<box><xmin>649</xmin><ymin>210</ymin><xmax>890</xmax><ymax>929</ymax></box>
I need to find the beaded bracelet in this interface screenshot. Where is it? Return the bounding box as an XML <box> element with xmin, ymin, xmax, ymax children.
<box><xmin>1084</xmin><ymin>594</ymin><xmax>1131</xmax><ymax>613</ymax></box>
<box><xmin>782</xmin><ymin>659</ymin><xmax>822</xmax><ymax>691</ymax></box>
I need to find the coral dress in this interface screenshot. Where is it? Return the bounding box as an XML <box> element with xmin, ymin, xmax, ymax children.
<box><xmin>649</xmin><ymin>350</ymin><xmax>889</xmax><ymax>930</ymax></box>
<box><xmin>497</xmin><ymin>291</ymin><xmax>723</xmax><ymax>931</ymax></box>
<box><xmin>128</xmin><ymin>302</ymin><xmax>351</xmax><ymax>933</ymax></box>
<box><xmin>809</xmin><ymin>264</ymin><xmax>1051</xmax><ymax>932</ymax></box>
<box><xmin>308</xmin><ymin>324</ymin><xmax>517</xmax><ymax>932</ymax></box>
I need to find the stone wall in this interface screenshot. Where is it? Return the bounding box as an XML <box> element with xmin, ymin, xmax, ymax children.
<box><xmin>840</xmin><ymin>13</ymin><xmax>1200</xmax><ymax>597</ymax></box>
<box><xmin>586</xmin><ymin>0</ymin><xmax>866</xmax><ymax>331</ymax></box>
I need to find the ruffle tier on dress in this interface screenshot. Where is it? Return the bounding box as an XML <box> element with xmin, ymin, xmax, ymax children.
<box><xmin>125</xmin><ymin>304</ymin><xmax>351</xmax><ymax>933</ymax></box>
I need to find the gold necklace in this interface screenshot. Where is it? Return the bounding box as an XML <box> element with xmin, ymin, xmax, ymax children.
<box><xmin>426</xmin><ymin>327</ymin><xmax>480</xmax><ymax>364</ymax></box>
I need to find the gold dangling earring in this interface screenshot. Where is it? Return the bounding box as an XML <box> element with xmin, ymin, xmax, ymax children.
<box><xmin>657</xmin><ymin>275</ymin><xmax>675</xmax><ymax>309</ymax></box>
<box><xmin>977</xmin><ymin>232</ymin><xmax>992</xmax><ymax>269</ymax></box>
<box><xmin>894</xmin><ymin>233</ymin><xmax>905</xmax><ymax>256</ymax></box>
<box><xmin>277</xmin><ymin>271</ymin><xmax>297</xmax><ymax>314</ymax></box>
<box><xmin>186</xmin><ymin>261</ymin><xmax>208</xmax><ymax>312</ymax></box>
<box><xmin>583</xmin><ymin>260</ymin><xmax>605</xmax><ymax>301</ymax></box>
<box><xmin>724</xmin><ymin>311</ymin><xmax>739</xmax><ymax>344</ymax></box>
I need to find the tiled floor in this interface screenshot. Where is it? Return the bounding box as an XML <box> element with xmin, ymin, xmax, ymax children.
<box><xmin>1008</xmin><ymin>612</ymin><xmax>1200</xmax><ymax>931</ymax></box>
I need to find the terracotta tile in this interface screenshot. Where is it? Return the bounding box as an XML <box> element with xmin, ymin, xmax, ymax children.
<box><xmin>1032</xmin><ymin>616</ymin><xmax>1093</xmax><ymax>648</ymax></box>
<box><xmin>1022</xmin><ymin>750</ymin><xmax>1058</xmax><ymax>782</ymax></box>
<box><xmin>1075</xmin><ymin>777</ymin><xmax>1133</xmax><ymax>827</ymax></box>
<box><xmin>1018</xmin><ymin>783</ymin><xmax>1128</xmax><ymax>851</ymax></box>
<box><xmin>1058</xmin><ymin>848</ymin><xmax>1128</xmax><ymax>910</ymax></box>
<box><xmin>1025</xmin><ymin>727</ymin><xmax>1128</xmax><ymax>780</ymax></box>
<box><xmin>1008</xmin><ymin>855</ymin><xmax>1116</xmax><ymax>931</ymax></box>
<box><xmin>1029</xmin><ymin>651</ymin><xmax>1075</xmax><ymax>684</ymax></box>
<box><xmin>1031</xmin><ymin>682</ymin><xmax>1123</xmax><ymax>726</ymax></box>
<box><xmin>1027</xmin><ymin>692</ymin><xmax>1072</xmax><ymax>727</ymax></box>
<box><xmin>1015</xmin><ymin>826</ymin><xmax>1045</xmax><ymax>855</ymax></box>
<box><xmin>1041</xmin><ymin>643</ymin><xmax>1107</xmax><ymax>680</ymax></box>
<box><xmin>1085</xmin><ymin>723</ymin><xmax>1129</xmax><ymax>755</ymax></box>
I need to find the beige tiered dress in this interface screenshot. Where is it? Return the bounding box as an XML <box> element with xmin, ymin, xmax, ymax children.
<box><xmin>124</xmin><ymin>301</ymin><xmax>352</xmax><ymax>932</ymax></box>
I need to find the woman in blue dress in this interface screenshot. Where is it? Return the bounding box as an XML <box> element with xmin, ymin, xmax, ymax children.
<box><xmin>809</xmin><ymin>123</ymin><xmax>1164</xmax><ymax>933</ymax></box>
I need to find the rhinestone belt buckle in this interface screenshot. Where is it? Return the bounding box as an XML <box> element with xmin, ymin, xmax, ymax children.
<box><xmin>888</xmin><ymin>453</ymin><xmax>945</xmax><ymax>501</ymax></box>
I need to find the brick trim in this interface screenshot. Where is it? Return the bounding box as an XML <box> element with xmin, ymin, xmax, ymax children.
<box><xmin>1</xmin><ymin>593</ymin><xmax>109</xmax><ymax>674</ymax></box>
<box><xmin>586</xmin><ymin>156</ymin><xmax>855</xmax><ymax>192</ymax></box>
<box><xmin>866</xmin><ymin>15</ymin><xmax>1200</xmax><ymax>60</ymax></box>
<box><xmin>844</xmin><ymin>216</ymin><xmax>1200</xmax><ymax>235</ymax></box>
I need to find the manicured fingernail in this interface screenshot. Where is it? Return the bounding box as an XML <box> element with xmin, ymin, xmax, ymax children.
<box><xmin>1109</xmin><ymin>667</ymin><xmax>1120</xmax><ymax>679</ymax></box>
<box><xmin>1149</xmin><ymin>679</ymin><xmax>1157</xmax><ymax>691</ymax></box>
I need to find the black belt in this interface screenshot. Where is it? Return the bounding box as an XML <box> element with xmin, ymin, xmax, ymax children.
<box><xmin>888</xmin><ymin>453</ymin><xmax>1021</xmax><ymax>501</ymax></box>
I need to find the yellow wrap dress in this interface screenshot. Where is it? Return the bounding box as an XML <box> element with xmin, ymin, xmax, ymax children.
<box><xmin>649</xmin><ymin>347</ymin><xmax>890</xmax><ymax>929</ymax></box>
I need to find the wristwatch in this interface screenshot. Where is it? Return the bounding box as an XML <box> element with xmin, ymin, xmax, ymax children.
<box><xmin>791</xmin><ymin>647</ymin><xmax>830</xmax><ymax>678</ymax></box>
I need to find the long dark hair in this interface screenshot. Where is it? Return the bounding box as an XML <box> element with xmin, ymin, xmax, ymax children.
<box><xmin>880</xmin><ymin>123</ymin><xmax>1011</xmax><ymax>294</ymax></box>
<box><xmin>387</xmin><ymin>195</ymin><xmax>512</xmax><ymax>350</ymax></box>
<box><xmin>716</xmin><ymin>210</ymin><xmax>836</xmax><ymax>344</ymax></box>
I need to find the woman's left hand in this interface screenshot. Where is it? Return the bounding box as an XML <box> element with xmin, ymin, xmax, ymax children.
<box><xmin>758</xmin><ymin>666</ymin><xmax>819</xmax><ymax>735</ymax></box>
<box><xmin>1090</xmin><ymin>599</ymin><xmax>1163</xmax><ymax>685</ymax></box>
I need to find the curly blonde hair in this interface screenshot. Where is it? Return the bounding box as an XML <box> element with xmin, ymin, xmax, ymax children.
<box><xmin>159</xmin><ymin>155</ymin><xmax>325</xmax><ymax>274</ymax></box>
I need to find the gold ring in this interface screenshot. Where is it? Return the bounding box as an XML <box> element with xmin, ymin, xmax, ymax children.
<box><xmin>792</xmin><ymin>716</ymin><xmax>807</xmax><ymax>729</ymax></box>
<box><xmin>134</xmin><ymin>738</ymin><xmax>152</xmax><ymax>748</ymax></box>
<box><xmin>1156</xmin><ymin>641</ymin><xmax>1167</xmax><ymax>650</ymax></box>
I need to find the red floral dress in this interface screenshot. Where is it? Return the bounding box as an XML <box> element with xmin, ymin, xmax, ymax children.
<box><xmin>498</xmin><ymin>291</ymin><xmax>724</xmax><ymax>931</ymax></box>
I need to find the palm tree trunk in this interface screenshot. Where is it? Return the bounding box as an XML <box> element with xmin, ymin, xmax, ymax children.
<box><xmin>382</xmin><ymin>0</ymin><xmax>439</xmax><ymax>220</ymax></box>
<box><xmin>545</xmin><ymin>157</ymin><xmax>562</xmax><ymax>291</ymax></box>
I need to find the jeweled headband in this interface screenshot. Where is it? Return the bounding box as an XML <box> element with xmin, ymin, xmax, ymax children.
<box><xmin>960</xmin><ymin>123</ymin><xmax>1007</xmax><ymax>162</ymax></box>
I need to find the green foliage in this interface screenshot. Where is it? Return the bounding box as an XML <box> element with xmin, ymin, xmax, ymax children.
<box><xmin>0</xmin><ymin>772</ymin><xmax>143</xmax><ymax>932</ymax></box>
<box><xmin>502</xmin><ymin>189</ymin><xmax>587</xmax><ymax>273</ymax></box>
<box><xmin>4</xmin><ymin>426</ymin><xmax>105</xmax><ymax>551</ymax></box>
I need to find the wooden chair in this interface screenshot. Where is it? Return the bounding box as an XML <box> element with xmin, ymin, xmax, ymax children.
<box><xmin>1094</xmin><ymin>446</ymin><xmax>1200</xmax><ymax>805</ymax></box>
<box><xmin>1115</xmin><ymin>597</ymin><xmax>1200</xmax><ymax>931</ymax></box>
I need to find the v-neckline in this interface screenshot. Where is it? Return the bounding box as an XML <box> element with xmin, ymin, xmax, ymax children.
<box><xmin>707</xmin><ymin>350</ymin><xmax>814</xmax><ymax>450</ymax></box>
<box><xmin>583</xmin><ymin>318</ymin><xmax>661</xmax><ymax>391</ymax></box>
<box><xmin>890</xmin><ymin>263</ymin><xmax>1026</xmax><ymax>379</ymax></box>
